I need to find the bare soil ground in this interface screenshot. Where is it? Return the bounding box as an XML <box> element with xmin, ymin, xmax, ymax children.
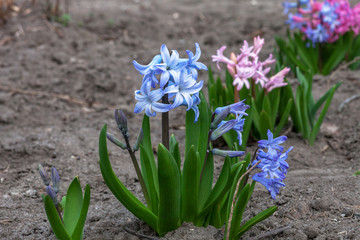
<box><xmin>0</xmin><ymin>0</ymin><xmax>359</xmax><ymax>239</ymax></box>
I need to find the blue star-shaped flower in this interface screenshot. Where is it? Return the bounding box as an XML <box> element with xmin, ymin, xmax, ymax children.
<box><xmin>134</xmin><ymin>82</ymin><xmax>172</xmax><ymax>117</ymax></box>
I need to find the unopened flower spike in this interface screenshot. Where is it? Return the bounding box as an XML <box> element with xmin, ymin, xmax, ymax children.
<box><xmin>210</xmin><ymin>107</ymin><xmax>230</xmax><ymax>130</ymax></box>
<box><xmin>46</xmin><ymin>186</ymin><xmax>59</xmax><ymax>205</ymax></box>
<box><xmin>115</xmin><ymin>109</ymin><xmax>128</xmax><ymax>136</ymax></box>
<box><xmin>51</xmin><ymin>167</ymin><xmax>60</xmax><ymax>194</ymax></box>
<box><xmin>38</xmin><ymin>164</ymin><xmax>50</xmax><ymax>186</ymax></box>
<box><xmin>211</xmin><ymin>148</ymin><xmax>245</xmax><ymax>158</ymax></box>
<box><xmin>211</xmin><ymin>119</ymin><xmax>237</xmax><ymax>142</ymax></box>
<box><xmin>133</xmin><ymin>128</ymin><xmax>143</xmax><ymax>152</ymax></box>
<box><xmin>106</xmin><ymin>132</ymin><xmax>127</xmax><ymax>150</ymax></box>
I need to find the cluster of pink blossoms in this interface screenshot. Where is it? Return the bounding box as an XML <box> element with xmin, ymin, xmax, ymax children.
<box><xmin>285</xmin><ymin>0</ymin><xmax>360</xmax><ymax>43</ymax></box>
<box><xmin>212</xmin><ymin>36</ymin><xmax>290</xmax><ymax>93</ymax></box>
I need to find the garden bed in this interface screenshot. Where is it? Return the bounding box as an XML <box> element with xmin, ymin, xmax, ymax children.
<box><xmin>0</xmin><ymin>0</ymin><xmax>359</xmax><ymax>239</ymax></box>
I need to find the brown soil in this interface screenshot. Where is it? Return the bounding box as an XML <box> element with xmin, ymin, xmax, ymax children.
<box><xmin>0</xmin><ymin>0</ymin><xmax>359</xmax><ymax>239</ymax></box>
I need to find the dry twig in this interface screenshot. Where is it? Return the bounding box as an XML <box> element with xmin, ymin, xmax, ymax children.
<box><xmin>251</xmin><ymin>224</ymin><xmax>293</xmax><ymax>240</ymax></box>
<box><xmin>338</xmin><ymin>93</ymin><xmax>360</xmax><ymax>112</ymax></box>
<box><xmin>123</xmin><ymin>227</ymin><xmax>161</xmax><ymax>240</ymax></box>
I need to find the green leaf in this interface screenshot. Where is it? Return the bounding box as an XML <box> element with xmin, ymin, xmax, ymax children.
<box><xmin>229</xmin><ymin>184</ymin><xmax>250</xmax><ymax>239</ymax></box>
<box><xmin>170</xmin><ymin>134</ymin><xmax>181</xmax><ymax>173</ymax></box>
<box><xmin>63</xmin><ymin>177</ymin><xmax>84</xmax><ymax>236</ymax></box>
<box><xmin>199</xmin><ymin>157</ymin><xmax>231</xmax><ymax>216</ymax></box>
<box><xmin>293</xmin><ymin>33</ymin><xmax>317</xmax><ymax>72</ymax></box>
<box><xmin>259</xmin><ymin>110</ymin><xmax>272</xmax><ymax>139</ymax></box>
<box><xmin>44</xmin><ymin>195</ymin><xmax>72</xmax><ymax>240</ymax></box>
<box><xmin>140</xmin><ymin>146</ymin><xmax>159</xmax><ymax>214</ymax></box>
<box><xmin>309</xmin><ymin>83</ymin><xmax>339</xmax><ymax>145</ymax></box>
<box><xmin>310</xmin><ymin>82</ymin><xmax>342</xmax><ymax>118</ymax></box>
<box><xmin>197</xmin><ymin>92</ymin><xmax>211</xmax><ymax>161</ymax></box>
<box><xmin>141</xmin><ymin>115</ymin><xmax>159</xmax><ymax>196</ymax></box>
<box><xmin>233</xmin><ymin>206</ymin><xmax>278</xmax><ymax>239</ymax></box>
<box><xmin>99</xmin><ymin>125</ymin><xmax>158</xmax><ymax>231</ymax></box>
<box><xmin>198</xmin><ymin>152</ymin><xmax>214</xmax><ymax>210</ymax></box>
<box><xmin>185</xmin><ymin>107</ymin><xmax>200</xmax><ymax>156</ymax></box>
<box><xmin>71</xmin><ymin>184</ymin><xmax>91</xmax><ymax>240</ymax></box>
<box><xmin>284</xmin><ymin>46</ymin><xmax>309</xmax><ymax>73</ymax></box>
<box><xmin>322</xmin><ymin>39</ymin><xmax>349</xmax><ymax>75</ymax></box>
<box><xmin>274</xmin><ymin>98</ymin><xmax>292</xmax><ymax>137</ymax></box>
<box><xmin>181</xmin><ymin>146</ymin><xmax>200</xmax><ymax>222</ymax></box>
<box><xmin>157</xmin><ymin>144</ymin><xmax>181</xmax><ymax>236</ymax></box>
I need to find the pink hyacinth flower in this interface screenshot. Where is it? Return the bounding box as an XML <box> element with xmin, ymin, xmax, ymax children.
<box><xmin>212</xmin><ymin>46</ymin><xmax>236</xmax><ymax>71</ymax></box>
<box><xmin>265</xmin><ymin>67</ymin><xmax>291</xmax><ymax>93</ymax></box>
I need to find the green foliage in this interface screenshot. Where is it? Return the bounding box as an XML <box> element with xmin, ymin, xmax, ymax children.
<box><xmin>284</xmin><ymin>68</ymin><xmax>341</xmax><ymax>145</ymax></box>
<box><xmin>275</xmin><ymin>31</ymin><xmax>360</xmax><ymax>76</ymax></box>
<box><xmin>43</xmin><ymin>177</ymin><xmax>90</xmax><ymax>240</ymax></box>
<box><xmin>56</xmin><ymin>14</ymin><xmax>71</xmax><ymax>27</ymax></box>
<box><xmin>99</xmin><ymin>92</ymin><xmax>277</xmax><ymax>237</ymax></box>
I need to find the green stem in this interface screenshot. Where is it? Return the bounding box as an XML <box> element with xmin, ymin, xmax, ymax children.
<box><xmin>162</xmin><ymin>88</ymin><xmax>169</xmax><ymax>149</ymax></box>
<box><xmin>251</xmin><ymin>78</ymin><xmax>256</xmax><ymax>100</ymax></box>
<box><xmin>123</xmin><ymin>135</ymin><xmax>151</xmax><ymax>206</ymax></box>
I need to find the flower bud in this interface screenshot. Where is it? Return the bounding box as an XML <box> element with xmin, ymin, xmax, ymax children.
<box><xmin>211</xmin><ymin>148</ymin><xmax>245</xmax><ymax>158</ymax></box>
<box><xmin>115</xmin><ymin>109</ymin><xmax>128</xmax><ymax>135</ymax></box>
<box><xmin>211</xmin><ymin>119</ymin><xmax>237</xmax><ymax>141</ymax></box>
<box><xmin>133</xmin><ymin>128</ymin><xmax>143</xmax><ymax>152</ymax></box>
<box><xmin>210</xmin><ymin>107</ymin><xmax>230</xmax><ymax>130</ymax></box>
<box><xmin>38</xmin><ymin>164</ymin><xmax>50</xmax><ymax>186</ymax></box>
<box><xmin>46</xmin><ymin>186</ymin><xmax>58</xmax><ymax>205</ymax></box>
<box><xmin>51</xmin><ymin>167</ymin><xmax>60</xmax><ymax>194</ymax></box>
<box><xmin>106</xmin><ymin>132</ymin><xmax>127</xmax><ymax>150</ymax></box>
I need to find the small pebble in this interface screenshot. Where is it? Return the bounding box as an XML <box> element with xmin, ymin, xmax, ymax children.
<box><xmin>25</xmin><ymin>189</ymin><xmax>37</xmax><ymax>197</ymax></box>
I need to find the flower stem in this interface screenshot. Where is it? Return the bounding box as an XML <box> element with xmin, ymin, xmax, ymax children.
<box><xmin>123</xmin><ymin>134</ymin><xmax>151</xmax><ymax>206</ymax></box>
<box><xmin>55</xmin><ymin>204</ymin><xmax>64</xmax><ymax>224</ymax></box>
<box><xmin>162</xmin><ymin>89</ymin><xmax>170</xmax><ymax>149</ymax></box>
<box><xmin>251</xmin><ymin>78</ymin><xmax>256</xmax><ymax>100</ymax></box>
<box><xmin>226</xmin><ymin>147</ymin><xmax>260</xmax><ymax>240</ymax></box>
<box><xmin>234</xmin><ymin>87</ymin><xmax>239</xmax><ymax>103</ymax></box>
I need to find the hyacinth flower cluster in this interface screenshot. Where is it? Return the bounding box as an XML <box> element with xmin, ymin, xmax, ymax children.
<box><xmin>38</xmin><ymin>165</ymin><xmax>90</xmax><ymax>240</ymax></box>
<box><xmin>252</xmin><ymin>130</ymin><xmax>293</xmax><ymax>199</ymax></box>
<box><xmin>133</xmin><ymin>43</ymin><xmax>207</xmax><ymax>122</ymax></box>
<box><xmin>99</xmin><ymin>43</ymin><xmax>293</xmax><ymax>238</ymax></box>
<box><xmin>284</xmin><ymin>0</ymin><xmax>360</xmax><ymax>44</ymax></box>
<box><xmin>212</xmin><ymin>36</ymin><xmax>290</xmax><ymax>98</ymax></box>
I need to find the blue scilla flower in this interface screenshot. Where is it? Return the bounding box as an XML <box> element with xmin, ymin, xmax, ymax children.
<box><xmin>258</xmin><ymin>129</ymin><xmax>287</xmax><ymax>152</ymax></box>
<box><xmin>321</xmin><ymin>1</ymin><xmax>339</xmax><ymax>31</ymax></box>
<box><xmin>252</xmin><ymin>172</ymin><xmax>286</xmax><ymax>199</ymax></box>
<box><xmin>305</xmin><ymin>24</ymin><xmax>330</xmax><ymax>45</ymax></box>
<box><xmin>252</xmin><ymin>129</ymin><xmax>292</xmax><ymax>199</ymax></box>
<box><xmin>282</xmin><ymin>0</ymin><xmax>298</xmax><ymax>14</ymax></box>
<box><xmin>164</xmin><ymin>70</ymin><xmax>203</xmax><ymax>110</ymax></box>
<box><xmin>285</xmin><ymin>13</ymin><xmax>305</xmax><ymax>30</ymax></box>
<box><xmin>283</xmin><ymin>0</ymin><xmax>310</xmax><ymax>14</ymax></box>
<box><xmin>134</xmin><ymin>81</ymin><xmax>172</xmax><ymax>117</ymax></box>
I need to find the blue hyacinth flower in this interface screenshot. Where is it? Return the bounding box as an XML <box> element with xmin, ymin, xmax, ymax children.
<box><xmin>134</xmin><ymin>81</ymin><xmax>172</xmax><ymax>117</ymax></box>
<box><xmin>252</xmin><ymin>172</ymin><xmax>286</xmax><ymax>199</ymax></box>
